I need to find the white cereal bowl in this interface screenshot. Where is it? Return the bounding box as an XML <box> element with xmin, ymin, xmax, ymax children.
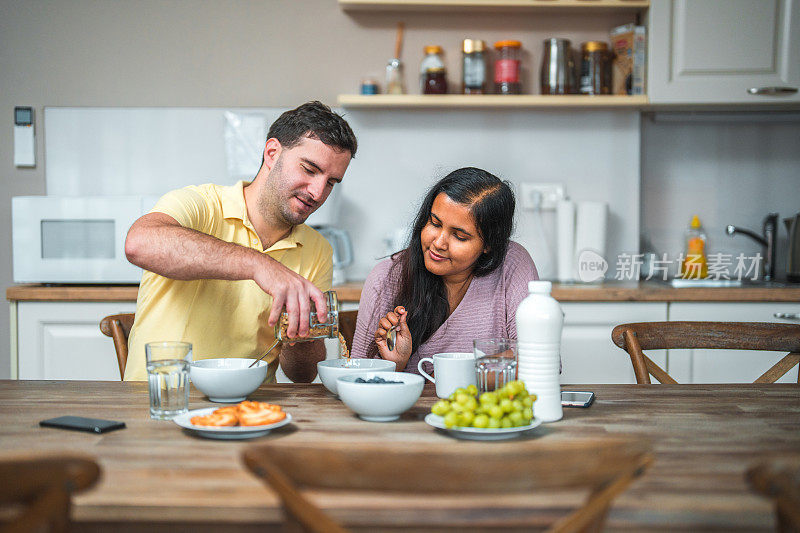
<box><xmin>190</xmin><ymin>358</ymin><xmax>268</xmax><ymax>403</ymax></box>
<box><xmin>336</xmin><ymin>371</ymin><xmax>424</xmax><ymax>422</ymax></box>
<box><xmin>317</xmin><ymin>358</ymin><xmax>396</xmax><ymax>396</ymax></box>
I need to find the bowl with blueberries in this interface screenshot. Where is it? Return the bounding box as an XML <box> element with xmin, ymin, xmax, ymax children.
<box><xmin>336</xmin><ymin>371</ymin><xmax>424</xmax><ymax>422</ymax></box>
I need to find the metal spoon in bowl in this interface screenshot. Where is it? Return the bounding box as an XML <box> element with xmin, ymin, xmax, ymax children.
<box><xmin>248</xmin><ymin>339</ymin><xmax>280</xmax><ymax>369</ymax></box>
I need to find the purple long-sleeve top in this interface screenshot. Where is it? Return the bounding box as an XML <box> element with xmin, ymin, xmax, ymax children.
<box><xmin>351</xmin><ymin>241</ymin><xmax>539</xmax><ymax>375</ymax></box>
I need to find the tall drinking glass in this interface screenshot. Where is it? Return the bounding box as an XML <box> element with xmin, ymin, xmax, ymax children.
<box><xmin>474</xmin><ymin>338</ymin><xmax>518</xmax><ymax>392</ymax></box>
<box><xmin>146</xmin><ymin>341</ymin><xmax>192</xmax><ymax>420</ymax></box>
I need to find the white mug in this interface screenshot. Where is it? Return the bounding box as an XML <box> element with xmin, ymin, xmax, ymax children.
<box><xmin>417</xmin><ymin>352</ymin><xmax>476</xmax><ymax>398</ymax></box>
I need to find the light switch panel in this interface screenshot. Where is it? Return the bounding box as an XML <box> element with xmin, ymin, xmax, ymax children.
<box><xmin>521</xmin><ymin>182</ymin><xmax>565</xmax><ymax>210</ymax></box>
<box><xmin>14</xmin><ymin>106</ymin><xmax>36</xmax><ymax>167</ymax></box>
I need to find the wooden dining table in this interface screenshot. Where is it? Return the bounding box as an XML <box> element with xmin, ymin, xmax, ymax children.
<box><xmin>1</xmin><ymin>380</ymin><xmax>798</xmax><ymax>532</ymax></box>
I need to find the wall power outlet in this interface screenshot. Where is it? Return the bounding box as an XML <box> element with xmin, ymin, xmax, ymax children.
<box><xmin>520</xmin><ymin>183</ymin><xmax>565</xmax><ymax>210</ymax></box>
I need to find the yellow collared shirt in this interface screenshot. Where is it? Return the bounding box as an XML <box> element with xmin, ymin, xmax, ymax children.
<box><xmin>124</xmin><ymin>181</ymin><xmax>332</xmax><ymax>381</ymax></box>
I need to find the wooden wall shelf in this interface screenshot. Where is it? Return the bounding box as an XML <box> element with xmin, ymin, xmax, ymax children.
<box><xmin>339</xmin><ymin>0</ymin><xmax>649</xmax><ymax>12</ymax></box>
<box><xmin>338</xmin><ymin>94</ymin><xmax>648</xmax><ymax>109</ymax></box>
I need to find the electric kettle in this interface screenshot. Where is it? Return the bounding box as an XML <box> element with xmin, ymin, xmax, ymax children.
<box><xmin>785</xmin><ymin>213</ymin><xmax>800</xmax><ymax>282</ymax></box>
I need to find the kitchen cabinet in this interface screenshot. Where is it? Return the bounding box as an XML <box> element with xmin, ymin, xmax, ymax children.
<box><xmin>560</xmin><ymin>302</ymin><xmax>668</xmax><ymax>383</ymax></box>
<box><xmin>668</xmin><ymin>302</ymin><xmax>800</xmax><ymax>383</ymax></box>
<box><xmin>16</xmin><ymin>301</ymin><xmax>136</xmax><ymax>380</ymax></box>
<box><xmin>15</xmin><ymin>301</ymin><xmax>350</xmax><ymax>383</ymax></box>
<box><xmin>648</xmin><ymin>0</ymin><xmax>800</xmax><ymax>104</ymax></box>
<box><xmin>7</xmin><ymin>286</ymin><xmax>361</xmax><ymax>381</ymax></box>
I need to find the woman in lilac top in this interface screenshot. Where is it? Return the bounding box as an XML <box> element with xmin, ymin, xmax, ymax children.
<box><xmin>351</xmin><ymin>167</ymin><xmax>538</xmax><ymax>375</ymax></box>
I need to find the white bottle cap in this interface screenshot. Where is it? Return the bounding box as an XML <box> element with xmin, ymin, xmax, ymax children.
<box><xmin>528</xmin><ymin>280</ymin><xmax>552</xmax><ymax>294</ymax></box>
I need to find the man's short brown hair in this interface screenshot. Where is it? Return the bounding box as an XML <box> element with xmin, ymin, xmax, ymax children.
<box><xmin>268</xmin><ymin>101</ymin><xmax>357</xmax><ymax>157</ymax></box>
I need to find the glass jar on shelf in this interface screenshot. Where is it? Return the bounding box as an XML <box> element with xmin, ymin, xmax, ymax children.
<box><xmin>420</xmin><ymin>45</ymin><xmax>447</xmax><ymax>94</ymax></box>
<box><xmin>462</xmin><ymin>38</ymin><xmax>487</xmax><ymax>94</ymax></box>
<box><xmin>494</xmin><ymin>40</ymin><xmax>522</xmax><ymax>95</ymax></box>
<box><xmin>579</xmin><ymin>41</ymin><xmax>612</xmax><ymax>95</ymax></box>
<box><xmin>360</xmin><ymin>78</ymin><xmax>379</xmax><ymax>95</ymax></box>
<box><xmin>385</xmin><ymin>58</ymin><xmax>405</xmax><ymax>95</ymax></box>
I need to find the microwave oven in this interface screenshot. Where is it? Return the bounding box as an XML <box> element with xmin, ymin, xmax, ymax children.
<box><xmin>12</xmin><ymin>196</ymin><xmax>158</xmax><ymax>283</ymax></box>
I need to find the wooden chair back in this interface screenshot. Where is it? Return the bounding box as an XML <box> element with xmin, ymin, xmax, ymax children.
<box><xmin>611</xmin><ymin>322</ymin><xmax>800</xmax><ymax>384</ymax></box>
<box><xmin>746</xmin><ymin>456</ymin><xmax>800</xmax><ymax>532</ymax></box>
<box><xmin>337</xmin><ymin>310</ymin><xmax>357</xmax><ymax>355</ymax></box>
<box><xmin>243</xmin><ymin>438</ymin><xmax>653</xmax><ymax>533</ymax></box>
<box><xmin>0</xmin><ymin>453</ymin><xmax>100</xmax><ymax>533</ymax></box>
<box><xmin>99</xmin><ymin>313</ymin><xmax>135</xmax><ymax>380</ymax></box>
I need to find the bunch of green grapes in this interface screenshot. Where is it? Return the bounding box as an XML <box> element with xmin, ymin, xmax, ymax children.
<box><xmin>430</xmin><ymin>380</ymin><xmax>536</xmax><ymax>429</ymax></box>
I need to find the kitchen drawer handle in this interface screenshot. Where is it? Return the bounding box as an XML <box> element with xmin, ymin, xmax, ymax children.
<box><xmin>747</xmin><ymin>86</ymin><xmax>799</xmax><ymax>96</ymax></box>
<box><xmin>774</xmin><ymin>312</ymin><xmax>800</xmax><ymax>320</ymax></box>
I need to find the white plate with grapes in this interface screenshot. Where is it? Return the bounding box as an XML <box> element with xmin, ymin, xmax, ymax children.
<box><xmin>424</xmin><ymin>414</ymin><xmax>542</xmax><ymax>441</ymax></box>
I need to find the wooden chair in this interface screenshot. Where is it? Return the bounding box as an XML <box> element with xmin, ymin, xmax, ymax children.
<box><xmin>611</xmin><ymin>322</ymin><xmax>800</xmax><ymax>384</ymax></box>
<box><xmin>99</xmin><ymin>313</ymin><xmax>135</xmax><ymax>380</ymax></box>
<box><xmin>242</xmin><ymin>438</ymin><xmax>653</xmax><ymax>533</ymax></box>
<box><xmin>746</xmin><ymin>456</ymin><xmax>800</xmax><ymax>532</ymax></box>
<box><xmin>338</xmin><ymin>310</ymin><xmax>357</xmax><ymax>355</ymax></box>
<box><xmin>0</xmin><ymin>453</ymin><xmax>100</xmax><ymax>533</ymax></box>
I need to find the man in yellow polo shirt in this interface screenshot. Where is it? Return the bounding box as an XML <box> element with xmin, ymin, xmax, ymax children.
<box><xmin>123</xmin><ymin>101</ymin><xmax>357</xmax><ymax>382</ymax></box>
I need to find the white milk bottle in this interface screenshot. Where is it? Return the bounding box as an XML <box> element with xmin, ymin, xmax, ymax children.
<box><xmin>515</xmin><ymin>280</ymin><xmax>563</xmax><ymax>422</ymax></box>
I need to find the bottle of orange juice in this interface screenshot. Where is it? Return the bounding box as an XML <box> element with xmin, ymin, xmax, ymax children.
<box><xmin>681</xmin><ymin>215</ymin><xmax>708</xmax><ymax>279</ymax></box>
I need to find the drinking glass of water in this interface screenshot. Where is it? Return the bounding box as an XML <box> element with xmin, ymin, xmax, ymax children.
<box><xmin>473</xmin><ymin>338</ymin><xmax>517</xmax><ymax>392</ymax></box>
<box><xmin>145</xmin><ymin>341</ymin><xmax>192</xmax><ymax>420</ymax></box>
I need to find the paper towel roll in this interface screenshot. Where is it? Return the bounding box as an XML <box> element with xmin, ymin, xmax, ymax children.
<box><xmin>556</xmin><ymin>200</ymin><xmax>576</xmax><ymax>282</ymax></box>
<box><xmin>574</xmin><ymin>201</ymin><xmax>608</xmax><ymax>279</ymax></box>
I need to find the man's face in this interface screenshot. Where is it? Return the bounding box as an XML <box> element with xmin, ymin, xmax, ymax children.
<box><xmin>266</xmin><ymin>136</ymin><xmax>352</xmax><ymax>226</ymax></box>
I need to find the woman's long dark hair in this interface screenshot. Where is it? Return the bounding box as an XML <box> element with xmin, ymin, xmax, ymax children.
<box><xmin>394</xmin><ymin>167</ymin><xmax>515</xmax><ymax>353</ymax></box>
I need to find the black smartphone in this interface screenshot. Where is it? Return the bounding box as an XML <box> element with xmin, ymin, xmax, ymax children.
<box><xmin>561</xmin><ymin>391</ymin><xmax>595</xmax><ymax>408</ymax></box>
<box><xmin>40</xmin><ymin>416</ymin><xmax>126</xmax><ymax>434</ymax></box>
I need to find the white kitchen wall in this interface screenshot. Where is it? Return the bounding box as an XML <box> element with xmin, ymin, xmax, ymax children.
<box><xmin>641</xmin><ymin>113</ymin><xmax>800</xmax><ymax>280</ymax></box>
<box><xmin>342</xmin><ymin>108</ymin><xmax>640</xmax><ymax>280</ymax></box>
<box><xmin>44</xmin><ymin>107</ymin><xmax>641</xmax><ymax>281</ymax></box>
<box><xmin>45</xmin><ymin>108</ymin><xmax>281</xmax><ymax>195</ymax></box>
